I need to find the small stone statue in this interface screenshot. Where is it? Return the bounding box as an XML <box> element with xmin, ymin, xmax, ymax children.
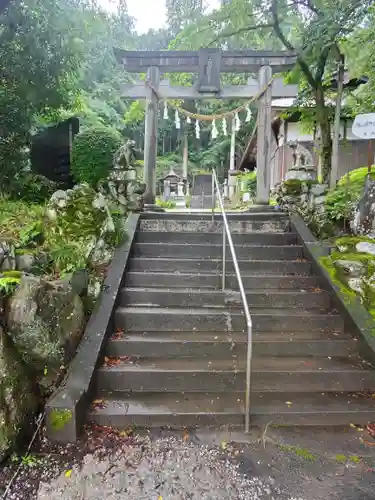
<box><xmin>98</xmin><ymin>140</ymin><xmax>146</xmax><ymax>213</ymax></box>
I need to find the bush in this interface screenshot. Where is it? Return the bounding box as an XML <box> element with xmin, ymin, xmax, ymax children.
<box><xmin>156</xmin><ymin>198</ymin><xmax>176</xmax><ymax>209</ymax></box>
<box><xmin>71</xmin><ymin>127</ymin><xmax>123</xmax><ymax>186</ymax></box>
<box><xmin>9</xmin><ymin>173</ymin><xmax>58</xmax><ymax>203</ymax></box>
<box><xmin>325</xmin><ymin>167</ymin><xmax>375</xmax><ymax>225</ymax></box>
<box><xmin>238</xmin><ymin>171</ymin><xmax>257</xmax><ymax>197</ymax></box>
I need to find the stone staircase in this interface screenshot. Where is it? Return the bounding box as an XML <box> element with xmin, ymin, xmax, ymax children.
<box><xmin>88</xmin><ymin>211</ymin><xmax>375</xmax><ymax>429</ymax></box>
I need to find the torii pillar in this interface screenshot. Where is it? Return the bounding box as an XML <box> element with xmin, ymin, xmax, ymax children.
<box><xmin>257</xmin><ymin>65</ymin><xmax>273</xmax><ymax>205</ymax></box>
<box><xmin>144</xmin><ymin>67</ymin><xmax>160</xmax><ymax>206</ymax></box>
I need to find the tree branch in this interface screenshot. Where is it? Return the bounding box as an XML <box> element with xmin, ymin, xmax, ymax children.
<box><xmin>208</xmin><ymin>23</ymin><xmax>274</xmax><ymax>46</ymax></box>
<box><xmin>315</xmin><ymin>46</ymin><xmax>330</xmax><ymax>83</ymax></box>
<box><xmin>286</xmin><ymin>0</ymin><xmax>320</xmax><ymax>15</ymax></box>
<box><xmin>304</xmin><ymin>0</ymin><xmax>321</xmax><ymax>16</ymax></box>
<box><xmin>271</xmin><ymin>0</ymin><xmax>317</xmax><ymax>90</ymax></box>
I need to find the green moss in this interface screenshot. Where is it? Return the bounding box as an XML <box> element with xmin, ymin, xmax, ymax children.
<box><xmin>335</xmin><ymin>236</ymin><xmax>375</xmax><ymax>249</ymax></box>
<box><xmin>349</xmin><ymin>455</ymin><xmax>361</xmax><ymax>464</ymax></box>
<box><xmin>279</xmin><ymin>445</ymin><xmax>316</xmax><ymax>462</ymax></box>
<box><xmin>49</xmin><ymin>409</ymin><xmax>73</xmax><ymax>431</ymax></box>
<box><xmin>330</xmin><ymin>251</ymin><xmax>375</xmax><ymax>264</ymax></box>
<box><xmin>319</xmin><ymin>255</ymin><xmax>357</xmax><ymax>306</ymax></box>
<box><xmin>335</xmin><ymin>454</ymin><xmax>362</xmax><ymax>464</ymax></box>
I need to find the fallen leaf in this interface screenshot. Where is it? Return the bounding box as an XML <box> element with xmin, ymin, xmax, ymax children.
<box><xmin>93</xmin><ymin>399</ymin><xmax>103</xmax><ymax>405</ymax></box>
<box><xmin>221</xmin><ymin>440</ymin><xmax>228</xmax><ymax>450</ymax></box>
<box><xmin>367</xmin><ymin>423</ymin><xmax>375</xmax><ymax>438</ymax></box>
<box><xmin>285</xmin><ymin>401</ymin><xmax>292</xmax><ymax>406</ymax></box>
<box><xmin>158</xmin><ymin>496</ymin><xmax>163</xmax><ymax>500</ymax></box>
<box><xmin>43</xmin><ymin>367</ymin><xmax>48</xmax><ymax>376</ymax></box>
<box><xmin>362</xmin><ymin>440</ymin><xmax>375</xmax><ymax>447</ymax></box>
<box><xmin>183</xmin><ymin>430</ymin><xmax>189</xmax><ymax>442</ymax></box>
<box><xmin>104</xmin><ymin>356</ymin><xmax>109</xmax><ymax>363</ymax></box>
<box><xmin>350</xmin><ymin>423</ymin><xmax>356</xmax><ymax>429</ymax></box>
<box><xmin>65</xmin><ymin>469</ymin><xmax>72</xmax><ymax>478</ymax></box>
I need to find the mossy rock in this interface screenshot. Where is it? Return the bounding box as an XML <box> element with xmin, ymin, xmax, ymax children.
<box><xmin>49</xmin><ymin>408</ymin><xmax>73</xmax><ymax>432</ymax></box>
<box><xmin>0</xmin><ymin>326</ymin><xmax>38</xmax><ymax>461</ymax></box>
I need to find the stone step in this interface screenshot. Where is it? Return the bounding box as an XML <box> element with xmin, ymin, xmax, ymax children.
<box><xmin>132</xmin><ymin>243</ymin><xmax>303</xmax><ymax>260</ymax></box>
<box><xmin>124</xmin><ymin>272</ymin><xmax>321</xmax><ymax>290</ymax></box>
<box><xmin>190</xmin><ymin>195</ymin><xmax>213</xmax><ymax>209</ymax></box>
<box><xmin>139</xmin><ymin>219</ymin><xmax>289</xmax><ymax>234</ymax></box>
<box><xmin>127</xmin><ymin>258</ymin><xmax>312</xmax><ymax>276</ymax></box>
<box><xmin>105</xmin><ymin>331</ymin><xmax>356</xmax><ymax>358</ymax></box>
<box><xmin>120</xmin><ymin>288</ymin><xmax>330</xmax><ymax>310</ymax></box>
<box><xmin>135</xmin><ymin>231</ymin><xmax>297</xmax><ymax>245</ymax></box>
<box><xmin>141</xmin><ymin>212</ymin><xmax>287</xmax><ymax>221</ymax></box>
<box><xmin>96</xmin><ymin>357</ymin><xmax>375</xmax><ymax>393</ymax></box>
<box><xmin>114</xmin><ymin>306</ymin><xmax>342</xmax><ymax>333</ymax></box>
<box><xmin>88</xmin><ymin>392</ymin><xmax>375</xmax><ymax>428</ymax></box>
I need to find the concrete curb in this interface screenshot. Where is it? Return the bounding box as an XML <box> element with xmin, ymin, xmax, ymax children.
<box><xmin>45</xmin><ymin>213</ymin><xmax>140</xmax><ymax>442</ymax></box>
<box><xmin>290</xmin><ymin>213</ymin><xmax>375</xmax><ymax>363</ymax></box>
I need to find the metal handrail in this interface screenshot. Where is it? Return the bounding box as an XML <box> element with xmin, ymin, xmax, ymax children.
<box><xmin>211</xmin><ymin>169</ymin><xmax>253</xmax><ymax>433</ymax></box>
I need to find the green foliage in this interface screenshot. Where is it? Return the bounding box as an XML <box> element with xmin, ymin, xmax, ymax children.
<box><xmin>156</xmin><ymin>198</ymin><xmax>177</xmax><ymax>209</ymax></box>
<box><xmin>282</xmin><ymin>179</ymin><xmax>303</xmax><ymax>196</ymax></box>
<box><xmin>71</xmin><ymin>127</ymin><xmax>123</xmax><ymax>186</ymax></box>
<box><xmin>325</xmin><ymin>167</ymin><xmax>375</xmax><ymax>224</ymax></box>
<box><xmin>0</xmin><ymin>198</ymin><xmax>45</xmax><ymax>243</ymax></box>
<box><xmin>0</xmin><ymin>0</ymin><xmax>84</xmax><ymax>191</ymax></box>
<box><xmin>344</xmin><ymin>6</ymin><xmax>375</xmax><ymax>114</ymax></box>
<box><xmin>238</xmin><ymin>172</ymin><xmax>257</xmax><ymax>197</ymax></box>
<box><xmin>0</xmin><ymin>276</ymin><xmax>21</xmax><ymax>297</ymax></box>
<box><xmin>9</xmin><ymin>173</ymin><xmax>58</xmax><ymax>204</ymax></box>
<box><xmin>18</xmin><ymin>221</ymin><xmax>44</xmax><ymax>248</ymax></box>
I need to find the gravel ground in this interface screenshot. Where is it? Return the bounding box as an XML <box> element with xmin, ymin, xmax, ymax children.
<box><xmin>37</xmin><ymin>436</ymin><xmax>280</xmax><ymax>500</ymax></box>
<box><xmin>1</xmin><ymin>426</ymin><xmax>375</xmax><ymax>499</ymax></box>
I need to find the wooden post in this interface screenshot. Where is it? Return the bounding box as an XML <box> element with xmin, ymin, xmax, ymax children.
<box><xmin>144</xmin><ymin>66</ymin><xmax>160</xmax><ymax>206</ymax></box>
<box><xmin>330</xmin><ymin>55</ymin><xmax>345</xmax><ymax>188</ymax></box>
<box><xmin>368</xmin><ymin>140</ymin><xmax>374</xmax><ymax>173</ymax></box>
<box><xmin>182</xmin><ymin>130</ymin><xmax>188</xmax><ymax>179</ymax></box>
<box><xmin>256</xmin><ymin>65</ymin><xmax>272</xmax><ymax>204</ymax></box>
<box><xmin>229</xmin><ymin>116</ymin><xmax>236</xmax><ymax>171</ymax></box>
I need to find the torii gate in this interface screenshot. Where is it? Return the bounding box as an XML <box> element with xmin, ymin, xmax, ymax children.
<box><xmin>114</xmin><ymin>48</ymin><xmax>297</xmax><ymax>206</ymax></box>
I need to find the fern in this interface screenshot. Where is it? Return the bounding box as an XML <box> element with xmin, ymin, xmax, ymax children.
<box><xmin>0</xmin><ymin>275</ymin><xmax>21</xmax><ymax>296</ymax></box>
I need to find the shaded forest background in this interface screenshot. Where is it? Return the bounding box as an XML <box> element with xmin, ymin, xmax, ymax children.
<box><xmin>1</xmin><ymin>0</ymin><xmax>375</xmax><ymax>192</ymax></box>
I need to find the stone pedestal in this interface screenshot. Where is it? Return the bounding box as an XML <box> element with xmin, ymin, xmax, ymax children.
<box><xmin>163</xmin><ymin>180</ymin><xmax>171</xmax><ymax>202</ymax></box>
<box><xmin>228</xmin><ymin>172</ymin><xmax>238</xmax><ymax>201</ymax></box>
<box><xmin>223</xmin><ymin>179</ymin><xmax>229</xmax><ymax>199</ymax></box>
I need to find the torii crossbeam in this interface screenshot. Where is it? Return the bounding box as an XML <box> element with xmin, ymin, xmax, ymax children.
<box><xmin>115</xmin><ymin>48</ymin><xmax>298</xmax><ymax>206</ymax></box>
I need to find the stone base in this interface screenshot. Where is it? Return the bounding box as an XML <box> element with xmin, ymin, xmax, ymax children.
<box><xmin>144</xmin><ymin>204</ymin><xmax>166</xmax><ymax>212</ymax></box>
<box><xmin>174</xmin><ymin>197</ymin><xmax>187</xmax><ymax>208</ymax></box>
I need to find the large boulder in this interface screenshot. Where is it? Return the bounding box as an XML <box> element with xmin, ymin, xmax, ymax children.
<box><xmin>0</xmin><ymin>324</ymin><xmax>38</xmax><ymax>461</ymax></box>
<box><xmin>6</xmin><ymin>276</ymin><xmax>85</xmax><ymax>391</ymax></box>
<box><xmin>351</xmin><ymin>175</ymin><xmax>375</xmax><ymax>236</ymax></box>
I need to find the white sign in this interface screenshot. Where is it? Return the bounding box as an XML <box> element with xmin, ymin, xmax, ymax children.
<box><xmin>352</xmin><ymin>113</ymin><xmax>375</xmax><ymax>139</ymax></box>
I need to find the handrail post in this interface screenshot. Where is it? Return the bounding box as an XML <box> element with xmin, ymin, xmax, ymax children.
<box><xmin>222</xmin><ymin>227</ymin><xmax>226</xmax><ymax>290</ymax></box>
<box><xmin>211</xmin><ymin>171</ymin><xmax>215</xmax><ymax>222</ymax></box>
<box><xmin>212</xmin><ymin>168</ymin><xmax>253</xmax><ymax>434</ymax></box>
<box><xmin>245</xmin><ymin>321</ymin><xmax>252</xmax><ymax>434</ymax></box>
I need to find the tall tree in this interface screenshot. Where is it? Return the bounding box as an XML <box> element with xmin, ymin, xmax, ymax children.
<box><xmin>172</xmin><ymin>0</ymin><xmax>372</xmax><ymax>181</ymax></box>
<box><xmin>166</xmin><ymin>0</ymin><xmax>203</xmax><ymax>35</ymax></box>
<box><xmin>0</xmin><ymin>0</ymin><xmax>84</xmax><ymax>190</ymax></box>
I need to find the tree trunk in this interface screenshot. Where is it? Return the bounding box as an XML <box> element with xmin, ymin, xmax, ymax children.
<box><xmin>315</xmin><ymin>85</ymin><xmax>332</xmax><ymax>183</ymax></box>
